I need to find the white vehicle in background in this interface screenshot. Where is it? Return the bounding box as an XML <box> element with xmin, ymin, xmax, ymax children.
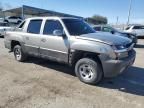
<box><xmin>125</xmin><ymin>25</ymin><xmax>144</xmax><ymax>38</ymax></box>
<box><xmin>0</xmin><ymin>22</ymin><xmax>12</xmax><ymax>37</ymax></box>
<box><xmin>4</xmin><ymin>16</ymin><xmax>22</xmax><ymax>24</ymax></box>
<box><xmin>0</xmin><ymin>18</ymin><xmax>5</xmax><ymax>22</ymax></box>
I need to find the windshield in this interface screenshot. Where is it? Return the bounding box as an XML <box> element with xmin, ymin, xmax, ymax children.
<box><xmin>62</xmin><ymin>19</ymin><xmax>96</xmax><ymax>35</ymax></box>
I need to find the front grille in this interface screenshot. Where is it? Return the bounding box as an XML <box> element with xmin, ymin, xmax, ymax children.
<box><xmin>128</xmin><ymin>49</ymin><xmax>134</xmax><ymax>56</ymax></box>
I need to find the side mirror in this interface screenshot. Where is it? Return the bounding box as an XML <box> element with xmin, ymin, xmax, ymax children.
<box><xmin>111</xmin><ymin>30</ymin><xmax>115</xmax><ymax>34</ymax></box>
<box><xmin>53</xmin><ymin>30</ymin><xmax>64</xmax><ymax>36</ymax></box>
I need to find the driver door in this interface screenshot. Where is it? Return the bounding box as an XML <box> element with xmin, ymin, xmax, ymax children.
<box><xmin>39</xmin><ymin>20</ymin><xmax>69</xmax><ymax>63</ymax></box>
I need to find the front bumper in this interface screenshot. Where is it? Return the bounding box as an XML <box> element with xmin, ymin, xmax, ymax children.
<box><xmin>101</xmin><ymin>50</ymin><xmax>136</xmax><ymax>77</ymax></box>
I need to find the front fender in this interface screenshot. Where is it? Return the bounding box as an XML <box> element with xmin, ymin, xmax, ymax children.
<box><xmin>71</xmin><ymin>40</ymin><xmax>111</xmax><ymax>54</ymax></box>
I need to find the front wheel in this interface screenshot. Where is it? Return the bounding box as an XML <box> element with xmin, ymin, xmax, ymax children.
<box><xmin>13</xmin><ymin>45</ymin><xmax>27</xmax><ymax>62</ymax></box>
<box><xmin>75</xmin><ymin>58</ymin><xmax>103</xmax><ymax>85</ymax></box>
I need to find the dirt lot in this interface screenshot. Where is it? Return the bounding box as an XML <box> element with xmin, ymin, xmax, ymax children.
<box><xmin>0</xmin><ymin>38</ymin><xmax>144</xmax><ymax>108</ymax></box>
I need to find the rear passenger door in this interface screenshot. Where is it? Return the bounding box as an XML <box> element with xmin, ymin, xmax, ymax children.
<box><xmin>23</xmin><ymin>19</ymin><xmax>42</xmax><ymax>56</ymax></box>
<box><xmin>39</xmin><ymin>20</ymin><xmax>69</xmax><ymax>63</ymax></box>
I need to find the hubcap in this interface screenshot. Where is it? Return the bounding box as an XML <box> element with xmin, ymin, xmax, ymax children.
<box><xmin>79</xmin><ymin>64</ymin><xmax>95</xmax><ymax>81</ymax></box>
<box><xmin>14</xmin><ymin>48</ymin><xmax>21</xmax><ymax>60</ymax></box>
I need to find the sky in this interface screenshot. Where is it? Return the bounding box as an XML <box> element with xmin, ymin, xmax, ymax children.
<box><xmin>0</xmin><ymin>0</ymin><xmax>144</xmax><ymax>24</ymax></box>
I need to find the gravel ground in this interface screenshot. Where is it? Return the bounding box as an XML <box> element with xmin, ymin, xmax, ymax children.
<box><xmin>0</xmin><ymin>37</ymin><xmax>144</xmax><ymax>108</ymax></box>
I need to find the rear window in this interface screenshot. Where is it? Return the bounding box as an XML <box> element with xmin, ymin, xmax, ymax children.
<box><xmin>27</xmin><ymin>20</ymin><xmax>42</xmax><ymax>34</ymax></box>
<box><xmin>9</xmin><ymin>16</ymin><xmax>18</xmax><ymax>19</ymax></box>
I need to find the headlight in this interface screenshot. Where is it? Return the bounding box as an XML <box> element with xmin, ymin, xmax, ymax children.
<box><xmin>112</xmin><ymin>45</ymin><xmax>126</xmax><ymax>50</ymax></box>
<box><xmin>129</xmin><ymin>34</ymin><xmax>136</xmax><ymax>39</ymax></box>
<box><xmin>112</xmin><ymin>45</ymin><xmax>128</xmax><ymax>59</ymax></box>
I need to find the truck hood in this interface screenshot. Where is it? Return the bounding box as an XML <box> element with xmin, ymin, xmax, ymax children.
<box><xmin>76</xmin><ymin>32</ymin><xmax>132</xmax><ymax>45</ymax></box>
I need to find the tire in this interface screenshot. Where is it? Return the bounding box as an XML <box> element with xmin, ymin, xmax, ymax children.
<box><xmin>0</xmin><ymin>35</ymin><xmax>4</xmax><ymax>38</ymax></box>
<box><xmin>13</xmin><ymin>45</ymin><xmax>27</xmax><ymax>62</ymax></box>
<box><xmin>4</xmin><ymin>20</ymin><xmax>9</xmax><ymax>23</ymax></box>
<box><xmin>75</xmin><ymin>58</ymin><xmax>103</xmax><ymax>84</ymax></box>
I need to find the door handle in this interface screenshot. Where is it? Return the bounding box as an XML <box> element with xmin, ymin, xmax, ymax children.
<box><xmin>41</xmin><ymin>38</ymin><xmax>46</xmax><ymax>42</ymax></box>
<box><xmin>26</xmin><ymin>37</ymin><xmax>29</xmax><ymax>40</ymax></box>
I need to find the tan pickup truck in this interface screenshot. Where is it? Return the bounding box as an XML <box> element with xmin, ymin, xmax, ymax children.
<box><xmin>4</xmin><ymin>17</ymin><xmax>136</xmax><ymax>84</ymax></box>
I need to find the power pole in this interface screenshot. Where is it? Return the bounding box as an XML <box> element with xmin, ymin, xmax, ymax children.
<box><xmin>22</xmin><ymin>5</ymin><xmax>24</xmax><ymax>19</ymax></box>
<box><xmin>127</xmin><ymin>0</ymin><xmax>132</xmax><ymax>26</ymax></box>
<box><xmin>116</xmin><ymin>16</ymin><xmax>119</xmax><ymax>25</ymax></box>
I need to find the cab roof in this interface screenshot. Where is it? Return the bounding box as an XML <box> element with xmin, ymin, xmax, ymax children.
<box><xmin>26</xmin><ymin>16</ymin><xmax>82</xmax><ymax>21</ymax></box>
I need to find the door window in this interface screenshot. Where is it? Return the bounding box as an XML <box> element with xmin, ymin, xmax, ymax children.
<box><xmin>27</xmin><ymin>20</ymin><xmax>42</xmax><ymax>34</ymax></box>
<box><xmin>43</xmin><ymin>20</ymin><xmax>63</xmax><ymax>35</ymax></box>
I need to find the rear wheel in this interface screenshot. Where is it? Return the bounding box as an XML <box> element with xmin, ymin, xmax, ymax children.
<box><xmin>75</xmin><ymin>58</ymin><xmax>103</xmax><ymax>84</ymax></box>
<box><xmin>13</xmin><ymin>45</ymin><xmax>27</xmax><ymax>62</ymax></box>
<box><xmin>4</xmin><ymin>20</ymin><xmax>9</xmax><ymax>23</ymax></box>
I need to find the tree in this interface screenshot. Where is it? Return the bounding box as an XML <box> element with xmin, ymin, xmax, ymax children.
<box><xmin>0</xmin><ymin>2</ymin><xmax>3</xmax><ymax>11</ymax></box>
<box><xmin>86</xmin><ymin>15</ymin><xmax>108</xmax><ymax>25</ymax></box>
<box><xmin>0</xmin><ymin>2</ymin><xmax>3</xmax><ymax>18</ymax></box>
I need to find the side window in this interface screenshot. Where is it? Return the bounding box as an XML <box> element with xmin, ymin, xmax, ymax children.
<box><xmin>18</xmin><ymin>21</ymin><xmax>25</xmax><ymax>29</ymax></box>
<box><xmin>133</xmin><ymin>26</ymin><xmax>140</xmax><ymax>29</ymax></box>
<box><xmin>103</xmin><ymin>27</ymin><xmax>111</xmax><ymax>32</ymax></box>
<box><xmin>94</xmin><ymin>27</ymin><xmax>101</xmax><ymax>31</ymax></box>
<box><xmin>9</xmin><ymin>16</ymin><xmax>16</xmax><ymax>19</ymax></box>
<box><xmin>27</xmin><ymin>20</ymin><xmax>42</xmax><ymax>34</ymax></box>
<box><xmin>43</xmin><ymin>20</ymin><xmax>63</xmax><ymax>35</ymax></box>
<box><xmin>141</xmin><ymin>26</ymin><xmax>144</xmax><ymax>29</ymax></box>
<box><xmin>125</xmin><ymin>27</ymin><xmax>130</xmax><ymax>30</ymax></box>
<box><xmin>133</xmin><ymin>26</ymin><xmax>144</xmax><ymax>29</ymax></box>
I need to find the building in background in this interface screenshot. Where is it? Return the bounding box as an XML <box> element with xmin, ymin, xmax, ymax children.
<box><xmin>0</xmin><ymin>5</ymin><xmax>109</xmax><ymax>25</ymax></box>
<box><xmin>0</xmin><ymin>5</ymin><xmax>83</xmax><ymax>19</ymax></box>
<box><xmin>85</xmin><ymin>16</ymin><xmax>108</xmax><ymax>25</ymax></box>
